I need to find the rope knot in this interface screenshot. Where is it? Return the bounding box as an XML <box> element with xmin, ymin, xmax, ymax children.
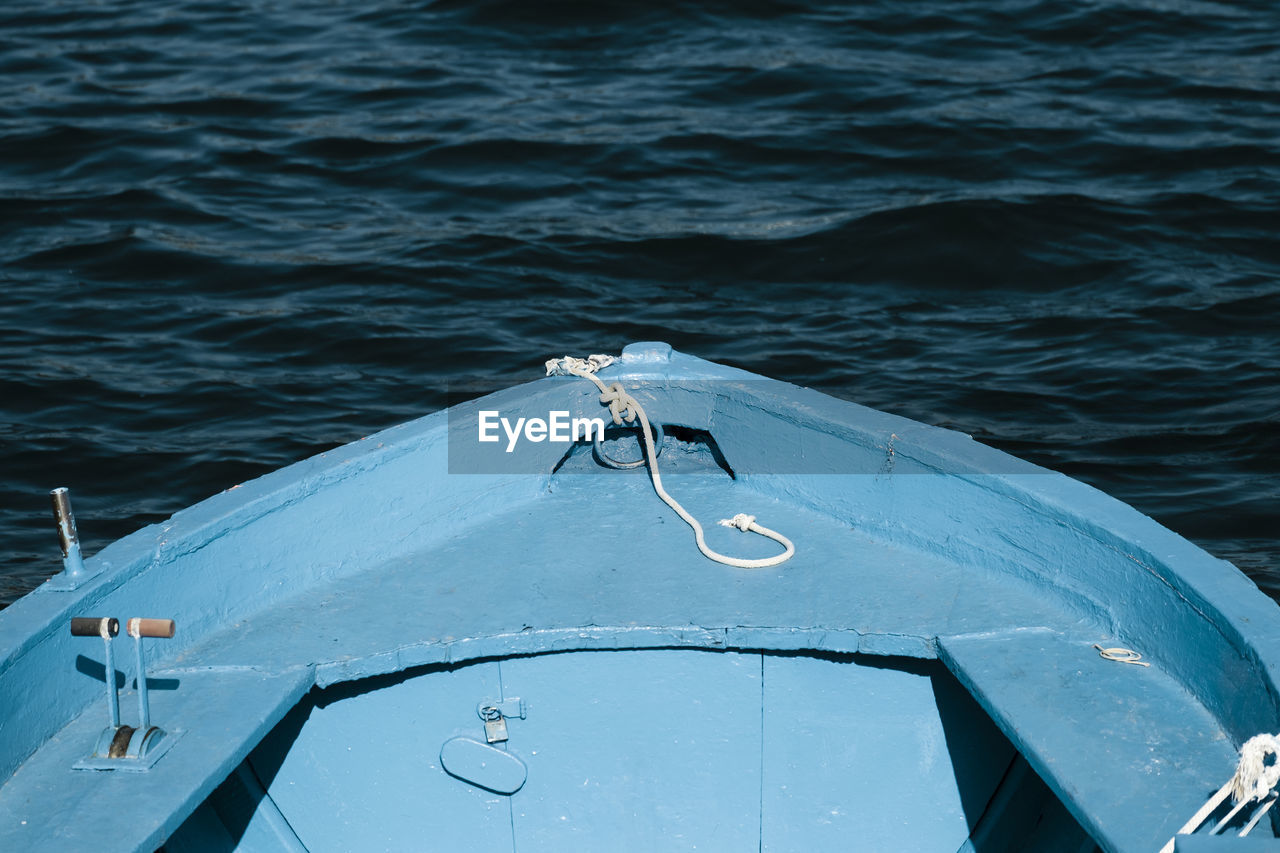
<box><xmin>599</xmin><ymin>382</ymin><xmax>638</xmax><ymax>425</ymax></box>
<box><xmin>720</xmin><ymin>513</ymin><xmax>756</xmax><ymax>532</ymax></box>
<box><xmin>1232</xmin><ymin>734</ymin><xmax>1280</xmax><ymax>804</ymax></box>
<box><xmin>545</xmin><ymin>354</ymin><xmax>615</xmax><ymax>377</ymax></box>
<box><xmin>1163</xmin><ymin>731</ymin><xmax>1280</xmax><ymax>850</ymax></box>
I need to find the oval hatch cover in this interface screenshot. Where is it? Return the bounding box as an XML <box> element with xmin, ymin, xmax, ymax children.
<box><xmin>439</xmin><ymin>736</ymin><xmax>527</xmax><ymax>795</ymax></box>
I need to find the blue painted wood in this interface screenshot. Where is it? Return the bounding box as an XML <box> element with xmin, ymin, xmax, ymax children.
<box><xmin>157</xmin><ymin>470</ymin><xmax>1075</xmax><ymax>687</ymax></box>
<box><xmin>440</xmin><ymin>737</ymin><xmax>528</xmax><ymax>795</ymax></box>
<box><xmin>760</xmin><ymin>653</ymin><xmax>1015</xmax><ymax>852</ymax></box>
<box><xmin>249</xmin><ymin>661</ymin><xmax>514</xmax><ymax>853</ymax></box>
<box><xmin>1</xmin><ymin>341</ymin><xmax>1278</xmax><ymax>852</ymax></box>
<box><xmin>502</xmin><ymin>649</ymin><xmax>762</xmax><ymax>852</ymax></box>
<box><xmin>960</xmin><ymin>753</ymin><xmax>1104</xmax><ymax>851</ymax></box>
<box><xmin>164</xmin><ymin>763</ymin><xmax>309</xmax><ymax>853</ymax></box>
<box><xmin>938</xmin><ymin>629</ymin><xmax>1239</xmax><ymax>852</ymax></box>
<box><xmin>0</xmin><ymin>667</ymin><xmax>312</xmax><ymax>853</ymax></box>
<box><xmin>163</xmin><ymin>795</ymin><xmax>239</xmax><ymax>852</ymax></box>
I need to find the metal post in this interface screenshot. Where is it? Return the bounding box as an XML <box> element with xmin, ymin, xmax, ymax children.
<box><xmin>130</xmin><ymin>624</ymin><xmax>150</xmax><ymax>731</ymax></box>
<box><xmin>126</xmin><ymin>618</ymin><xmax>174</xmax><ymax>733</ymax></box>
<box><xmin>70</xmin><ymin>617</ymin><xmax>120</xmax><ymax>728</ymax></box>
<box><xmin>103</xmin><ymin>628</ymin><xmax>120</xmax><ymax>729</ymax></box>
<box><xmin>133</xmin><ymin>627</ymin><xmax>147</xmax><ymax>727</ymax></box>
<box><xmin>50</xmin><ymin>487</ymin><xmax>86</xmax><ymax>579</ymax></box>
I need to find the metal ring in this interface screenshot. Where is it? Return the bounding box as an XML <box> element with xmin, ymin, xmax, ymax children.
<box><xmin>593</xmin><ymin>422</ymin><xmax>664</xmax><ymax>470</ymax></box>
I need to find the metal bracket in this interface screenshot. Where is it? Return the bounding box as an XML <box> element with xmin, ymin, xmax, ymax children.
<box><xmin>476</xmin><ymin>698</ymin><xmax>526</xmax><ymax>721</ymax></box>
<box><xmin>73</xmin><ymin>728</ymin><xmax>184</xmax><ymax>772</ymax></box>
<box><xmin>70</xmin><ymin>616</ymin><xmax>179</xmax><ymax>771</ymax></box>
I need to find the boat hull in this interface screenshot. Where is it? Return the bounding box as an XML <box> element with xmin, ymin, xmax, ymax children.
<box><xmin>2</xmin><ymin>343</ymin><xmax>1277</xmax><ymax>851</ymax></box>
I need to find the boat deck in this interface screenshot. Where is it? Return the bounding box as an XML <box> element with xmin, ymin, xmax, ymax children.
<box><xmin>170</xmin><ymin>469</ymin><xmax>1085</xmax><ymax>677</ymax></box>
<box><xmin>0</xmin><ymin>469</ymin><xmax>1240</xmax><ymax>852</ymax></box>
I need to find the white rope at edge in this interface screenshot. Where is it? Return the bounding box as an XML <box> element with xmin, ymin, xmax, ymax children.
<box><xmin>547</xmin><ymin>355</ymin><xmax>795</xmax><ymax>570</ymax></box>
<box><xmin>1160</xmin><ymin>732</ymin><xmax>1280</xmax><ymax>852</ymax></box>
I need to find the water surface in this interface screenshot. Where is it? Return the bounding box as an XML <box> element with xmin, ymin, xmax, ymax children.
<box><xmin>1</xmin><ymin>0</ymin><xmax>1276</xmax><ymax>605</ymax></box>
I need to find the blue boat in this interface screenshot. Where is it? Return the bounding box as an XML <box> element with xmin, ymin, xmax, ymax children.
<box><xmin>1</xmin><ymin>342</ymin><xmax>1277</xmax><ymax>852</ymax></box>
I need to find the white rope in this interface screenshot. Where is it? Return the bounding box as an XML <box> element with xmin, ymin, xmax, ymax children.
<box><xmin>547</xmin><ymin>355</ymin><xmax>795</xmax><ymax>569</ymax></box>
<box><xmin>1092</xmin><ymin>644</ymin><xmax>1150</xmax><ymax>667</ymax></box>
<box><xmin>1232</xmin><ymin>734</ymin><xmax>1280</xmax><ymax>804</ymax></box>
<box><xmin>1161</xmin><ymin>733</ymin><xmax>1280</xmax><ymax>852</ymax></box>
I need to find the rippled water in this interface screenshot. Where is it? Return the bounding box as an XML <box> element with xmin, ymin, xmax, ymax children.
<box><xmin>1</xmin><ymin>0</ymin><xmax>1277</xmax><ymax>607</ymax></box>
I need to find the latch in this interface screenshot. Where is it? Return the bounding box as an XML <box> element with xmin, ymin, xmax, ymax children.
<box><xmin>477</xmin><ymin>697</ymin><xmax>526</xmax><ymax>744</ymax></box>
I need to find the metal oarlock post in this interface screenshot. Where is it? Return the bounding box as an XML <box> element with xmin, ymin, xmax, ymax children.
<box><xmin>70</xmin><ymin>616</ymin><xmax>181</xmax><ymax>772</ymax></box>
<box><xmin>128</xmin><ymin>618</ymin><xmax>175</xmax><ymax>732</ymax></box>
<box><xmin>69</xmin><ymin>617</ymin><xmax>120</xmax><ymax>728</ymax></box>
<box><xmin>47</xmin><ymin>487</ymin><xmax>101</xmax><ymax>590</ymax></box>
<box><xmin>50</xmin><ymin>487</ymin><xmax>85</xmax><ymax>578</ymax></box>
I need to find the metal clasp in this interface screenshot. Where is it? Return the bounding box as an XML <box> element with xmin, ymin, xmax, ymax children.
<box><xmin>477</xmin><ymin>698</ymin><xmax>526</xmax><ymax>744</ymax></box>
<box><xmin>480</xmin><ymin>706</ymin><xmax>508</xmax><ymax>743</ymax></box>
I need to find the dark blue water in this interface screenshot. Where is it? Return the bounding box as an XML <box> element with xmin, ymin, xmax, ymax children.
<box><xmin>2</xmin><ymin>0</ymin><xmax>1277</xmax><ymax>607</ymax></box>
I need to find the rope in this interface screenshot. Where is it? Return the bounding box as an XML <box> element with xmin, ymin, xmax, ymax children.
<box><xmin>1232</xmin><ymin>734</ymin><xmax>1280</xmax><ymax>804</ymax></box>
<box><xmin>547</xmin><ymin>355</ymin><xmax>795</xmax><ymax>569</ymax></box>
<box><xmin>1161</xmin><ymin>733</ymin><xmax>1280</xmax><ymax>851</ymax></box>
<box><xmin>1092</xmin><ymin>644</ymin><xmax>1150</xmax><ymax>667</ymax></box>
